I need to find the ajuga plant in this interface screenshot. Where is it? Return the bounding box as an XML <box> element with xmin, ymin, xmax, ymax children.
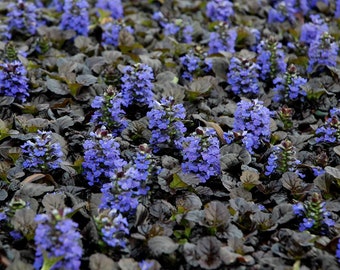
<box><xmin>335</xmin><ymin>0</ymin><xmax>340</xmax><ymax>18</ymax></box>
<box><xmin>82</xmin><ymin>126</ymin><xmax>127</xmax><ymax>186</ymax></box>
<box><xmin>0</xmin><ymin>60</ymin><xmax>29</xmax><ymax>102</ymax></box>
<box><xmin>90</xmin><ymin>86</ymin><xmax>127</xmax><ymax>136</ymax></box>
<box><xmin>147</xmin><ymin>96</ymin><xmax>187</xmax><ymax>153</ymax></box>
<box><xmin>268</xmin><ymin>1</ymin><xmax>297</xmax><ymax>23</ymax></box>
<box><xmin>96</xmin><ymin>0</ymin><xmax>124</xmax><ymax>19</ymax></box>
<box><xmin>256</xmin><ymin>37</ymin><xmax>286</xmax><ymax>81</ymax></box>
<box><xmin>94</xmin><ymin>208</ymin><xmax>129</xmax><ymax>248</ymax></box>
<box><xmin>307</xmin><ymin>32</ymin><xmax>338</xmax><ymax>73</ymax></box>
<box><xmin>179</xmin><ymin>50</ymin><xmax>212</xmax><ymax>81</ymax></box>
<box><xmin>6</xmin><ymin>0</ymin><xmax>40</xmax><ymax>39</ymax></box>
<box><xmin>49</xmin><ymin>0</ymin><xmax>63</xmax><ymax>12</ymax></box>
<box><xmin>233</xmin><ymin>99</ymin><xmax>272</xmax><ymax>154</ymax></box>
<box><xmin>265</xmin><ymin>139</ymin><xmax>302</xmax><ymax>177</ymax></box>
<box><xmin>120</xmin><ymin>63</ymin><xmax>154</xmax><ymax>108</ymax></box>
<box><xmin>100</xmin><ymin>145</ymin><xmax>151</xmax><ymax>213</ymax></box>
<box><xmin>227</xmin><ymin>56</ymin><xmax>260</xmax><ymax>96</ymax></box>
<box><xmin>293</xmin><ymin>192</ymin><xmax>335</xmax><ymax>234</ymax></box>
<box><xmin>272</xmin><ymin>64</ymin><xmax>307</xmax><ymax>103</ymax></box>
<box><xmin>101</xmin><ymin>21</ymin><xmax>133</xmax><ymax>47</ymax></box>
<box><xmin>60</xmin><ymin>0</ymin><xmax>90</xmax><ymax>36</ymax></box>
<box><xmin>34</xmin><ymin>208</ymin><xmax>82</xmax><ymax>270</ymax></box>
<box><xmin>315</xmin><ymin>108</ymin><xmax>340</xmax><ymax>144</ymax></box>
<box><xmin>21</xmin><ymin>130</ymin><xmax>63</xmax><ymax>172</ymax></box>
<box><xmin>277</xmin><ymin>105</ymin><xmax>294</xmax><ymax>130</ymax></box>
<box><xmin>152</xmin><ymin>11</ymin><xmax>194</xmax><ymax>43</ymax></box>
<box><xmin>300</xmin><ymin>15</ymin><xmax>328</xmax><ymax>45</ymax></box>
<box><xmin>180</xmin><ymin>127</ymin><xmax>221</xmax><ymax>183</ymax></box>
<box><xmin>208</xmin><ymin>22</ymin><xmax>237</xmax><ymax>55</ymax></box>
<box><xmin>206</xmin><ymin>0</ymin><xmax>234</xmax><ymax>22</ymax></box>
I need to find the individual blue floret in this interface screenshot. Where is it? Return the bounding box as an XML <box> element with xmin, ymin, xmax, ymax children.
<box><xmin>206</xmin><ymin>0</ymin><xmax>234</xmax><ymax>22</ymax></box>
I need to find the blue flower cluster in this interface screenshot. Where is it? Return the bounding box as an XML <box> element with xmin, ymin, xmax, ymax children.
<box><xmin>147</xmin><ymin>96</ymin><xmax>187</xmax><ymax>152</ymax></box>
<box><xmin>335</xmin><ymin>0</ymin><xmax>340</xmax><ymax>18</ymax></box>
<box><xmin>307</xmin><ymin>32</ymin><xmax>338</xmax><ymax>73</ymax></box>
<box><xmin>179</xmin><ymin>51</ymin><xmax>212</xmax><ymax>81</ymax></box>
<box><xmin>6</xmin><ymin>0</ymin><xmax>39</xmax><ymax>39</ymax></box>
<box><xmin>272</xmin><ymin>64</ymin><xmax>307</xmax><ymax>103</ymax></box>
<box><xmin>265</xmin><ymin>140</ymin><xmax>301</xmax><ymax>176</ymax></box>
<box><xmin>268</xmin><ymin>1</ymin><xmax>297</xmax><ymax>23</ymax></box>
<box><xmin>61</xmin><ymin>0</ymin><xmax>90</xmax><ymax>36</ymax></box>
<box><xmin>95</xmin><ymin>209</ymin><xmax>129</xmax><ymax>248</ymax></box>
<box><xmin>96</xmin><ymin>0</ymin><xmax>124</xmax><ymax>19</ymax></box>
<box><xmin>208</xmin><ymin>23</ymin><xmax>237</xmax><ymax>55</ymax></box>
<box><xmin>21</xmin><ymin>130</ymin><xmax>63</xmax><ymax>172</ymax></box>
<box><xmin>233</xmin><ymin>99</ymin><xmax>272</xmax><ymax>154</ymax></box>
<box><xmin>180</xmin><ymin>127</ymin><xmax>220</xmax><ymax>183</ymax></box>
<box><xmin>227</xmin><ymin>57</ymin><xmax>260</xmax><ymax>96</ymax></box>
<box><xmin>256</xmin><ymin>38</ymin><xmax>286</xmax><ymax>81</ymax></box>
<box><xmin>100</xmin><ymin>149</ymin><xmax>151</xmax><ymax>212</ymax></box>
<box><xmin>152</xmin><ymin>12</ymin><xmax>194</xmax><ymax>43</ymax></box>
<box><xmin>315</xmin><ymin>108</ymin><xmax>340</xmax><ymax>143</ymax></box>
<box><xmin>300</xmin><ymin>15</ymin><xmax>328</xmax><ymax>45</ymax></box>
<box><xmin>34</xmin><ymin>208</ymin><xmax>82</xmax><ymax>270</ymax></box>
<box><xmin>90</xmin><ymin>86</ymin><xmax>127</xmax><ymax>136</ymax></box>
<box><xmin>121</xmin><ymin>63</ymin><xmax>154</xmax><ymax>107</ymax></box>
<box><xmin>206</xmin><ymin>0</ymin><xmax>234</xmax><ymax>22</ymax></box>
<box><xmin>101</xmin><ymin>21</ymin><xmax>134</xmax><ymax>47</ymax></box>
<box><xmin>0</xmin><ymin>60</ymin><xmax>29</xmax><ymax>102</ymax></box>
<box><xmin>82</xmin><ymin>127</ymin><xmax>127</xmax><ymax>186</ymax></box>
<box><xmin>293</xmin><ymin>193</ymin><xmax>334</xmax><ymax>234</ymax></box>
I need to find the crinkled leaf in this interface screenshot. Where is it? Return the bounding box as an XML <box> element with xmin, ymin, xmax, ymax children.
<box><xmin>203</xmin><ymin>201</ymin><xmax>230</xmax><ymax>228</ymax></box>
<box><xmin>325</xmin><ymin>166</ymin><xmax>340</xmax><ymax>180</ymax></box>
<box><xmin>0</xmin><ymin>96</ymin><xmax>15</xmax><ymax>106</ymax></box>
<box><xmin>219</xmin><ymin>246</ymin><xmax>241</xmax><ymax>265</ymax></box>
<box><xmin>170</xmin><ymin>173</ymin><xmax>188</xmax><ymax>189</ymax></box>
<box><xmin>272</xmin><ymin>203</ymin><xmax>295</xmax><ymax>224</ymax></box>
<box><xmin>6</xmin><ymin>260</ymin><xmax>34</xmax><ymax>270</ymax></box>
<box><xmin>149</xmin><ymin>200</ymin><xmax>176</xmax><ymax>220</ymax></box>
<box><xmin>288</xmin><ymin>134</ymin><xmax>314</xmax><ymax>150</ymax></box>
<box><xmin>176</xmin><ymin>193</ymin><xmax>202</xmax><ymax>213</ymax></box>
<box><xmin>196</xmin><ymin>236</ymin><xmax>222</xmax><ymax>270</ymax></box>
<box><xmin>229</xmin><ymin>186</ymin><xmax>253</xmax><ymax>201</ymax></box>
<box><xmin>0</xmin><ymin>189</ymin><xmax>8</xmax><ymax>201</ymax></box>
<box><xmin>46</xmin><ymin>79</ymin><xmax>69</xmax><ymax>95</ymax></box>
<box><xmin>20</xmin><ymin>183</ymin><xmax>55</xmax><ymax>197</ymax></box>
<box><xmin>11</xmin><ymin>208</ymin><xmax>36</xmax><ymax>238</ymax></box>
<box><xmin>334</xmin><ymin>145</ymin><xmax>340</xmax><ymax>156</ymax></box>
<box><xmin>183</xmin><ymin>242</ymin><xmax>199</xmax><ymax>267</ymax></box>
<box><xmin>140</xmin><ymin>55</ymin><xmax>162</xmax><ymax>73</ymax></box>
<box><xmin>177</xmin><ymin>171</ymin><xmax>201</xmax><ymax>186</ymax></box>
<box><xmin>148</xmin><ymin>236</ymin><xmax>179</xmax><ymax>256</ymax></box>
<box><xmin>118</xmin><ymin>258</ymin><xmax>139</xmax><ymax>270</ymax></box>
<box><xmin>240</xmin><ymin>170</ymin><xmax>261</xmax><ymax>190</ymax></box>
<box><xmin>89</xmin><ymin>253</ymin><xmax>118</xmax><ymax>270</ymax></box>
<box><xmin>76</xmin><ymin>74</ymin><xmax>98</xmax><ymax>86</ymax></box>
<box><xmin>134</xmin><ymin>204</ymin><xmax>149</xmax><ymax>227</ymax></box>
<box><xmin>42</xmin><ymin>193</ymin><xmax>66</xmax><ymax>212</ymax></box>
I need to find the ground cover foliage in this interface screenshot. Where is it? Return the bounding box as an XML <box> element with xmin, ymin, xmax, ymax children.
<box><xmin>0</xmin><ymin>0</ymin><xmax>340</xmax><ymax>269</ymax></box>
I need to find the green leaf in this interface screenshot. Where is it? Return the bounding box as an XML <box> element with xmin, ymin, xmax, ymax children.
<box><xmin>170</xmin><ymin>173</ymin><xmax>188</xmax><ymax>189</ymax></box>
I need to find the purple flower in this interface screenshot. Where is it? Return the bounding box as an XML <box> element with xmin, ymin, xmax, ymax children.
<box><xmin>335</xmin><ymin>0</ymin><xmax>340</xmax><ymax>18</ymax></box>
<box><xmin>180</xmin><ymin>51</ymin><xmax>201</xmax><ymax>81</ymax></box>
<box><xmin>147</xmin><ymin>97</ymin><xmax>186</xmax><ymax>152</ymax></box>
<box><xmin>60</xmin><ymin>0</ymin><xmax>89</xmax><ymax>36</ymax></box>
<box><xmin>206</xmin><ymin>0</ymin><xmax>234</xmax><ymax>22</ymax></box>
<box><xmin>139</xmin><ymin>260</ymin><xmax>155</xmax><ymax>270</ymax></box>
<box><xmin>315</xmin><ymin>108</ymin><xmax>340</xmax><ymax>143</ymax></box>
<box><xmin>180</xmin><ymin>127</ymin><xmax>221</xmax><ymax>183</ymax></box>
<box><xmin>233</xmin><ymin>99</ymin><xmax>272</xmax><ymax>154</ymax></box>
<box><xmin>95</xmin><ymin>209</ymin><xmax>129</xmax><ymax>248</ymax></box>
<box><xmin>307</xmin><ymin>32</ymin><xmax>338</xmax><ymax>73</ymax></box>
<box><xmin>256</xmin><ymin>38</ymin><xmax>286</xmax><ymax>80</ymax></box>
<box><xmin>0</xmin><ymin>60</ymin><xmax>29</xmax><ymax>102</ymax></box>
<box><xmin>96</xmin><ymin>0</ymin><xmax>123</xmax><ymax>19</ymax></box>
<box><xmin>101</xmin><ymin>22</ymin><xmax>133</xmax><ymax>47</ymax></box>
<box><xmin>300</xmin><ymin>15</ymin><xmax>328</xmax><ymax>45</ymax></box>
<box><xmin>82</xmin><ymin>127</ymin><xmax>127</xmax><ymax>186</ymax></box>
<box><xmin>90</xmin><ymin>86</ymin><xmax>127</xmax><ymax>136</ymax></box>
<box><xmin>208</xmin><ymin>24</ymin><xmax>237</xmax><ymax>54</ymax></box>
<box><xmin>336</xmin><ymin>239</ymin><xmax>340</xmax><ymax>263</ymax></box>
<box><xmin>34</xmin><ymin>208</ymin><xmax>82</xmax><ymax>270</ymax></box>
<box><xmin>121</xmin><ymin>63</ymin><xmax>154</xmax><ymax>107</ymax></box>
<box><xmin>100</xmin><ymin>148</ymin><xmax>151</xmax><ymax>212</ymax></box>
<box><xmin>268</xmin><ymin>1</ymin><xmax>296</xmax><ymax>23</ymax></box>
<box><xmin>6</xmin><ymin>0</ymin><xmax>40</xmax><ymax>38</ymax></box>
<box><xmin>293</xmin><ymin>193</ymin><xmax>335</xmax><ymax>235</ymax></box>
<box><xmin>21</xmin><ymin>130</ymin><xmax>63</xmax><ymax>172</ymax></box>
<box><xmin>227</xmin><ymin>57</ymin><xmax>260</xmax><ymax>96</ymax></box>
<box><xmin>273</xmin><ymin>64</ymin><xmax>307</xmax><ymax>103</ymax></box>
